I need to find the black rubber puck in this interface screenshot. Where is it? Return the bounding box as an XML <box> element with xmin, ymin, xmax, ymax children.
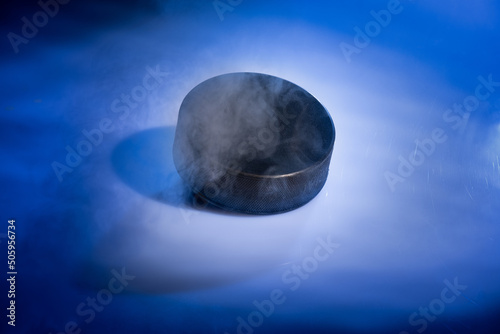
<box><xmin>173</xmin><ymin>72</ymin><xmax>335</xmax><ymax>214</ymax></box>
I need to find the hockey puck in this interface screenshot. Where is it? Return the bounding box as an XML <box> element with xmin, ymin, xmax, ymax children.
<box><xmin>173</xmin><ymin>72</ymin><xmax>335</xmax><ymax>214</ymax></box>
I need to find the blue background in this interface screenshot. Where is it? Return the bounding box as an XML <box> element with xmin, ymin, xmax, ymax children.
<box><xmin>1</xmin><ymin>0</ymin><xmax>500</xmax><ymax>333</ymax></box>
